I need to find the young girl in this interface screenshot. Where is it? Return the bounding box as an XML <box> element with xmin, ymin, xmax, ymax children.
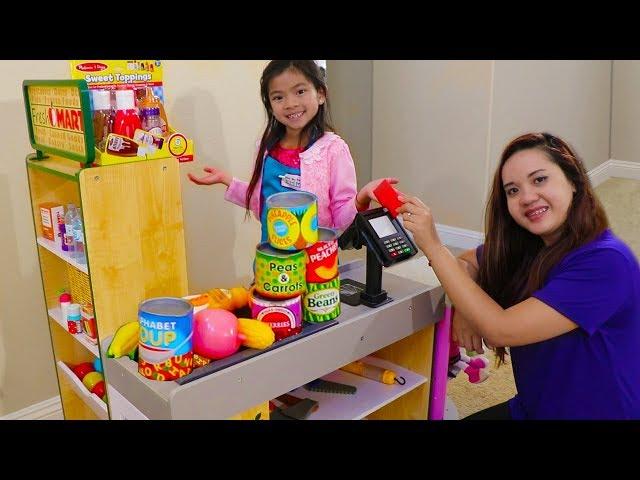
<box><xmin>188</xmin><ymin>60</ymin><xmax>394</xmax><ymax>241</ymax></box>
<box><xmin>397</xmin><ymin>132</ymin><xmax>640</xmax><ymax>420</ymax></box>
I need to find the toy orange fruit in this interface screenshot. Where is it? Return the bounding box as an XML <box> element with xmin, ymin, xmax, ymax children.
<box><xmin>189</xmin><ymin>293</ymin><xmax>211</xmax><ymax>307</ymax></box>
<box><xmin>230</xmin><ymin>287</ymin><xmax>249</xmax><ymax>310</ymax></box>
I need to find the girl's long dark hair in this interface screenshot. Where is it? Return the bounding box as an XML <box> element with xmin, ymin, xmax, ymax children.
<box><xmin>479</xmin><ymin>133</ymin><xmax>609</xmax><ymax>364</ymax></box>
<box><xmin>245</xmin><ymin>60</ymin><xmax>334</xmax><ymax>215</ymax></box>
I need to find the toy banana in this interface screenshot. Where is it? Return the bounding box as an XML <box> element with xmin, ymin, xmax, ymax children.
<box><xmin>107</xmin><ymin>321</ymin><xmax>140</xmax><ymax>358</ymax></box>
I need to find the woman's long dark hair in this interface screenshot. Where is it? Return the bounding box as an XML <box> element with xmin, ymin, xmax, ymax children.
<box><xmin>245</xmin><ymin>60</ymin><xmax>334</xmax><ymax>215</ymax></box>
<box><xmin>479</xmin><ymin>133</ymin><xmax>609</xmax><ymax>364</ymax></box>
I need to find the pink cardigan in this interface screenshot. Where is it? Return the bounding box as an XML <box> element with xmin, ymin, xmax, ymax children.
<box><xmin>224</xmin><ymin>132</ymin><xmax>358</xmax><ymax>233</ymax></box>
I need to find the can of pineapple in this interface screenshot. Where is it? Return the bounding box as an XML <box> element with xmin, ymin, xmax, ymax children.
<box><xmin>266</xmin><ymin>191</ymin><xmax>318</xmax><ymax>250</ymax></box>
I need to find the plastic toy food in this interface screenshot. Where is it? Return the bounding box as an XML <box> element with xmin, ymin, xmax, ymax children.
<box><xmin>193</xmin><ymin>309</ymin><xmax>245</xmax><ymax>359</ymax></box>
<box><xmin>91</xmin><ymin>380</ymin><xmax>106</xmax><ymax>398</ymax></box>
<box><xmin>107</xmin><ymin>321</ymin><xmax>140</xmax><ymax>358</ymax></box>
<box><xmin>71</xmin><ymin>362</ymin><xmax>94</xmax><ymax>380</ymax></box>
<box><xmin>237</xmin><ymin>318</ymin><xmax>275</xmax><ymax>349</ymax></box>
<box><xmin>207</xmin><ymin>287</ymin><xmax>249</xmax><ymax>311</ymax></box>
<box><xmin>82</xmin><ymin>371</ymin><xmax>104</xmax><ymax>391</ymax></box>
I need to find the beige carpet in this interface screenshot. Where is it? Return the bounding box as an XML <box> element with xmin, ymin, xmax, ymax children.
<box><xmin>446</xmin><ymin>349</ymin><xmax>516</xmax><ymax>418</ymax></box>
<box><xmin>595</xmin><ymin>178</ymin><xmax>640</xmax><ymax>258</ymax></box>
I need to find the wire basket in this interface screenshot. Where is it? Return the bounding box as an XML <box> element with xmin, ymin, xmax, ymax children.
<box><xmin>66</xmin><ymin>263</ymin><xmax>92</xmax><ymax>306</ymax></box>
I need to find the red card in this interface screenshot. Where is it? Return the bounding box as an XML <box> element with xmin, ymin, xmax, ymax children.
<box><xmin>373</xmin><ymin>179</ymin><xmax>402</xmax><ymax>218</ymax></box>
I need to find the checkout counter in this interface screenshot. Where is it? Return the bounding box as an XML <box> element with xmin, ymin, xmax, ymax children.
<box><xmin>103</xmin><ymin>208</ymin><xmax>446</xmax><ymax>420</ymax></box>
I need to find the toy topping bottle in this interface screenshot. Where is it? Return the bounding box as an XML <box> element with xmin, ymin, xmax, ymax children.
<box><xmin>141</xmin><ymin>107</ymin><xmax>163</xmax><ymax>137</ymax></box>
<box><xmin>67</xmin><ymin>303</ymin><xmax>83</xmax><ymax>334</ymax></box>
<box><xmin>138</xmin><ymin>87</ymin><xmax>168</xmax><ymax>136</ymax></box>
<box><xmin>91</xmin><ymin>89</ymin><xmax>113</xmax><ymax>151</ymax></box>
<box><xmin>59</xmin><ymin>290</ymin><xmax>71</xmax><ymax>322</ymax></box>
<box><xmin>112</xmin><ymin>89</ymin><xmax>141</xmax><ymax>139</ymax></box>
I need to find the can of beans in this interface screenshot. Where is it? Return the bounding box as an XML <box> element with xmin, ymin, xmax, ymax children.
<box><xmin>266</xmin><ymin>191</ymin><xmax>318</xmax><ymax>250</ymax></box>
<box><xmin>305</xmin><ymin>227</ymin><xmax>338</xmax><ymax>283</ymax></box>
<box><xmin>249</xmin><ymin>289</ymin><xmax>302</xmax><ymax>340</ymax></box>
<box><xmin>303</xmin><ymin>276</ymin><xmax>341</xmax><ymax>323</ymax></box>
<box><xmin>254</xmin><ymin>242</ymin><xmax>306</xmax><ymax>299</ymax></box>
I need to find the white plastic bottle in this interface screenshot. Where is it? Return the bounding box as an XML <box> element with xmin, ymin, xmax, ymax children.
<box><xmin>72</xmin><ymin>208</ymin><xmax>86</xmax><ymax>264</ymax></box>
<box><xmin>63</xmin><ymin>204</ymin><xmax>77</xmax><ymax>255</ymax></box>
<box><xmin>67</xmin><ymin>303</ymin><xmax>82</xmax><ymax>334</ymax></box>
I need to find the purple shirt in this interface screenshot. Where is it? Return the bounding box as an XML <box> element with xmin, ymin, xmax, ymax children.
<box><xmin>477</xmin><ymin>229</ymin><xmax>640</xmax><ymax>419</ymax></box>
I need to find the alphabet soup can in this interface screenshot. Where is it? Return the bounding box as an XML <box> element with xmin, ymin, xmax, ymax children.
<box><xmin>266</xmin><ymin>191</ymin><xmax>318</xmax><ymax>250</ymax></box>
<box><xmin>303</xmin><ymin>276</ymin><xmax>341</xmax><ymax>323</ymax></box>
<box><xmin>255</xmin><ymin>242</ymin><xmax>306</xmax><ymax>299</ymax></box>
<box><xmin>138</xmin><ymin>297</ymin><xmax>194</xmax><ymax>381</ymax></box>
<box><xmin>305</xmin><ymin>227</ymin><xmax>338</xmax><ymax>283</ymax></box>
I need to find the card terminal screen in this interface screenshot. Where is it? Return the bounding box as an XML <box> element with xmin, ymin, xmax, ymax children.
<box><xmin>369</xmin><ymin>215</ymin><xmax>397</xmax><ymax>238</ymax></box>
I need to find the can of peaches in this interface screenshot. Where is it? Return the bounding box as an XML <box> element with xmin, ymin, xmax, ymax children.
<box><xmin>305</xmin><ymin>227</ymin><xmax>338</xmax><ymax>283</ymax></box>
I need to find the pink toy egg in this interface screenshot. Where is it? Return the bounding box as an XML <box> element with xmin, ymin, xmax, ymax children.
<box><xmin>193</xmin><ymin>309</ymin><xmax>244</xmax><ymax>360</ymax></box>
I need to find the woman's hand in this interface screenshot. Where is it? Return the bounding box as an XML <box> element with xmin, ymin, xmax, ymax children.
<box><xmin>188</xmin><ymin>166</ymin><xmax>232</xmax><ymax>187</ymax></box>
<box><xmin>396</xmin><ymin>195</ymin><xmax>443</xmax><ymax>259</ymax></box>
<box><xmin>355</xmin><ymin>177</ymin><xmax>400</xmax><ymax>211</ymax></box>
<box><xmin>452</xmin><ymin>309</ymin><xmax>485</xmax><ymax>354</ymax></box>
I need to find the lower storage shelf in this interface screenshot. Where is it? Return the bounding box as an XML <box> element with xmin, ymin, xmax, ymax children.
<box><xmin>56</xmin><ymin>360</ymin><xmax>109</xmax><ymax>420</ymax></box>
<box><xmin>285</xmin><ymin>356</ymin><xmax>427</xmax><ymax>420</ymax></box>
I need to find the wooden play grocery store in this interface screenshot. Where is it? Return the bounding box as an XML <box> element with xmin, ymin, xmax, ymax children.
<box><xmin>24</xmin><ymin>61</ymin><xmax>449</xmax><ymax>420</ymax></box>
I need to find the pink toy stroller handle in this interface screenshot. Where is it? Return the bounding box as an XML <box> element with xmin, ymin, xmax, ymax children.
<box><xmin>428</xmin><ymin>302</ymin><xmax>453</xmax><ymax>420</ymax></box>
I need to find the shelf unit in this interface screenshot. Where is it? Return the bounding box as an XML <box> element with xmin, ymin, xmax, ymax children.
<box><xmin>287</xmin><ymin>356</ymin><xmax>427</xmax><ymax>420</ymax></box>
<box><xmin>48</xmin><ymin>307</ymin><xmax>98</xmax><ymax>357</ymax></box>
<box><xmin>56</xmin><ymin>360</ymin><xmax>108</xmax><ymax>420</ymax></box>
<box><xmin>27</xmin><ymin>153</ymin><xmax>189</xmax><ymax>420</ymax></box>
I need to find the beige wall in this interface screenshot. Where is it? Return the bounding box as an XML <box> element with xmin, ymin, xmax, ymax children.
<box><xmin>372</xmin><ymin>61</ymin><xmax>493</xmax><ymax>231</ymax></box>
<box><xmin>0</xmin><ymin>60</ymin><xmax>267</xmax><ymax>416</ymax></box>
<box><xmin>611</xmin><ymin>61</ymin><xmax>640</xmax><ymax>163</ymax></box>
<box><xmin>372</xmin><ymin>60</ymin><xmax>612</xmax><ymax>232</ymax></box>
<box><xmin>327</xmin><ymin>60</ymin><xmax>373</xmax><ymax>187</ymax></box>
<box><xmin>1</xmin><ymin>61</ymin><xmax>69</xmax><ymax>415</ymax></box>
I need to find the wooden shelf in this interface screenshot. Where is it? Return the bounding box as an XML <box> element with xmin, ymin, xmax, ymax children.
<box><xmin>56</xmin><ymin>360</ymin><xmax>108</xmax><ymax>420</ymax></box>
<box><xmin>48</xmin><ymin>307</ymin><xmax>99</xmax><ymax>357</ymax></box>
<box><xmin>37</xmin><ymin>237</ymin><xmax>88</xmax><ymax>274</ymax></box>
<box><xmin>287</xmin><ymin>356</ymin><xmax>427</xmax><ymax>420</ymax></box>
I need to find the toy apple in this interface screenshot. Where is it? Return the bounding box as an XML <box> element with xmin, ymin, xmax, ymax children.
<box><xmin>91</xmin><ymin>380</ymin><xmax>106</xmax><ymax>398</ymax></box>
<box><xmin>71</xmin><ymin>362</ymin><xmax>94</xmax><ymax>380</ymax></box>
<box><xmin>82</xmin><ymin>371</ymin><xmax>104</xmax><ymax>391</ymax></box>
<box><xmin>193</xmin><ymin>308</ymin><xmax>246</xmax><ymax>360</ymax></box>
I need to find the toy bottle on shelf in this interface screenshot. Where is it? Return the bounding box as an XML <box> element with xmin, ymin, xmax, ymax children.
<box><xmin>141</xmin><ymin>107</ymin><xmax>163</xmax><ymax>137</ymax></box>
<box><xmin>63</xmin><ymin>204</ymin><xmax>77</xmax><ymax>255</ymax></box>
<box><xmin>72</xmin><ymin>208</ymin><xmax>86</xmax><ymax>264</ymax></box>
<box><xmin>113</xmin><ymin>89</ymin><xmax>141</xmax><ymax>139</ymax></box>
<box><xmin>137</xmin><ymin>87</ymin><xmax>168</xmax><ymax>136</ymax></box>
<box><xmin>91</xmin><ymin>89</ymin><xmax>114</xmax><ymax>151</ymax></box>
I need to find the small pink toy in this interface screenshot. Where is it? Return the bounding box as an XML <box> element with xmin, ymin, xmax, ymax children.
<box><xmin>448</xmin><ymin>339</ymin><xmax>490</xmax><ymax>384</ymax></box>
<box><xmin>193</xmin><ymin>309</ymin><xmax>246</xmax><ymax>360</ymax></box>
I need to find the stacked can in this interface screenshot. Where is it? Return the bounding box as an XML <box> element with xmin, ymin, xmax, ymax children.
<box><xmin>252</xmin><ymin>192</ymin><xmax>318</xmax><ymax>340</ymax></box>
<box><xmin>303</xmin><ymin>227</ymin><xmax>341</xmax><ymax>323</ymax></box>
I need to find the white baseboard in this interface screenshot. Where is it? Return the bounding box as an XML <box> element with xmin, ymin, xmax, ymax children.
<box><xmin>436</xmin><ymin>223</ymin><xmax>484</xmax><ymax>250</ymax></box>
<box><xmin>589</xmin><ymin>159</ymin><xmax>640</xmax><ymax>187</ymax></box>
<box><xmin>0</xmin><ymin>396</ymin><xmax>62</xmax><ymax>420</ymax></box>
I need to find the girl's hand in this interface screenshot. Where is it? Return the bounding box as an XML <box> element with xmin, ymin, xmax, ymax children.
<box><xmin>187</xmin><ymin>166</ymin><xmax>231</xmax><ymax>187</ymax></box>
<box><xmin>355</xmin><ymin>177</ymin><xmax>400</xmax><ymax>211</ymax></box>
<box><xmin>396</xmin><ymin>195</ymin><xmax>443</xmax><ymax>258</ymax></box>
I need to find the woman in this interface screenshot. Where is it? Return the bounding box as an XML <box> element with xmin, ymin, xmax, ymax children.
<box><xmin>398</xmin><ymin>132</ymin><xmax>640</xmax><ymax>419</ymax></box>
